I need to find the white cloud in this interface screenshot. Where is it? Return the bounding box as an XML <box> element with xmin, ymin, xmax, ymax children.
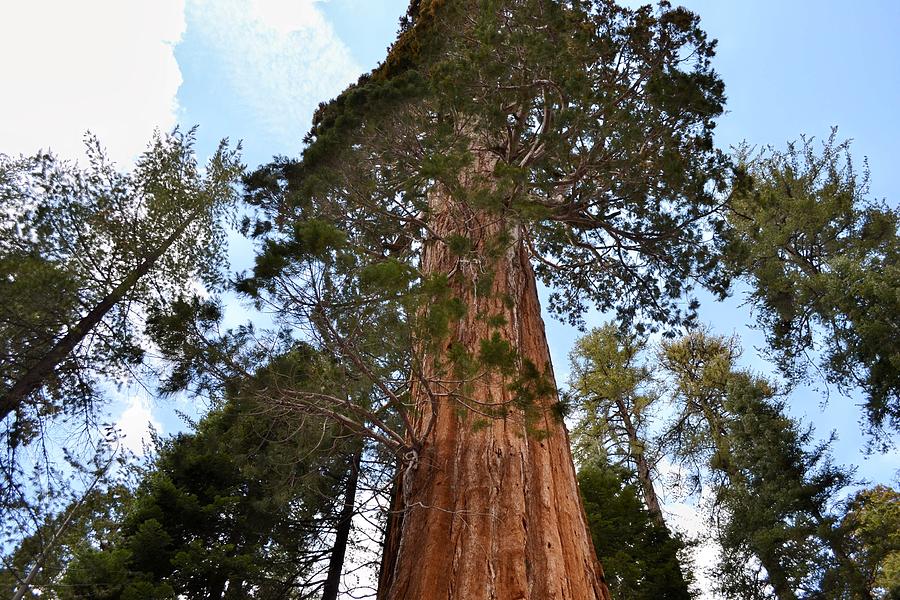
<box><xmin>250</xmin><ymin>0</ymin><xmax>327</xmax><ymax>34</ymax></box>
<box><xmin>656</xmin><ymin>458</ymin><xmax>722</xmax><ymax>599</ymax></box>
<box><xmin>116</xmin><ymin>395</ymin><xmax>162</xmax><ymax>456</ymax></box>
<box><xmin>0</xmin><ymin>0</ymin><xmax>186</xmax><ymax>165</ymax></box>
<box><xmin>186</xmin><ymin>0</ymin><xmax>359</xmax><ymax>153</ymax></box>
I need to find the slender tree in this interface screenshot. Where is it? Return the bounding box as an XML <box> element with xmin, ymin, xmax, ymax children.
<box><xmin>240</xmin><ymin>1</ymin><xmax>728</xmax><ymax>598</ymax></box>
<box><xmin>569</xmin><ymin>323</ymin><xmax>668</xmax><ymax>527</ymax></box>
<box><xmin>0</xmin><ymin>129</ymin><xmax>241</xmax><ymax>456</ymax></box>
<box><xmin>660</xmin><ymin>331</ymin><xmax>862</xmax><ymax>599</ymax></box>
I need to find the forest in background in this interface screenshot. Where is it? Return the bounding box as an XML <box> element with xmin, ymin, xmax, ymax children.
<box><xmin>1</xmin><ymin>1</ymin><xmax>898</xmax><ymax>598</ymax></box>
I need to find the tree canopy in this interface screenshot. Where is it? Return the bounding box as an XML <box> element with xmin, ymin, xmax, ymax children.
<box><xmin>58</xmin><ymin>350</ymin><xmax>363</xmax><ymax>600</ymax></box>
<box><xmin>241</xmin><ymin>0</ymin><xmax>730</xmax><ymax>335</ymax></box>
<box><xmin>0</xmin><ymin>2</ymin><xmax>897</xmax><ymax>599</ymax></box>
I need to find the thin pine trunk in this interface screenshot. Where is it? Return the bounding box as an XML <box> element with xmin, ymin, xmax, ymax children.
<box><xmin>0</xmin><ymin>212</ymin><xmax>199</xmax><ymax>422</ymax></box>
<box><xmin>322</xmin><ymin>450</ymin><xmax>362</xmax><ymax>600</ymax></box>
<box><xmin>613</xmin><ymin>396</ymin><xmax>665</xmax><ymax>527</ymax></box>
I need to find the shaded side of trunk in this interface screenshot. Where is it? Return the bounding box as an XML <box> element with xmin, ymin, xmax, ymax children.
<box><xmin>379</xmin><ymin>155</ymin><xmax>610</xmax><ymax>600</ymax></box>
<box><xmin>321</xmin><ymin>450</ymin><xmax>362</xmax><ymax>600</ymax></box>
<box><xmin>376</xmin><ymin>470</ymin><xmax>405</xmax><ymax>597</ymax></box>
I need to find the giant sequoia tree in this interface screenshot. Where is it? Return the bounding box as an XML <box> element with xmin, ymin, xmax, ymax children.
<box><xmin>240</xmin><ymin>1</ymin><xmax>727</xmax><ymax>598</ymax></box>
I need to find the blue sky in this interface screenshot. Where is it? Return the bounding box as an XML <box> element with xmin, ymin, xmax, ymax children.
<box><xmin>1</xmin><ymin>0</ymin><xmax>898</xmax><ymax>585</ymax></box>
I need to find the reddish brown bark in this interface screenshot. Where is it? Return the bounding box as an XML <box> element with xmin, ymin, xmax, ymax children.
<box><xmin>378</xmin><ymin>155</ymin><xmax>610</xmax><ymax>600</ymax></box>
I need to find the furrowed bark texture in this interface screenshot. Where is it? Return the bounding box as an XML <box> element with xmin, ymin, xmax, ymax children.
<box><xmin>379</xmin><ymin>155</ymin><xmax>610</xmax><ymax>600</ymax></box>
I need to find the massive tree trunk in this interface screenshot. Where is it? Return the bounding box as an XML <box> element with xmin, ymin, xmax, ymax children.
<box><xmin>378</xmin><ymin>153</ymin><xmax>610</xmax><ymax>599</ymax></box>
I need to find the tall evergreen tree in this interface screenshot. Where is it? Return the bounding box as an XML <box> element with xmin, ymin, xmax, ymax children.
<box><xmin>568</xmin><ymin>324</ymin><xmax>694</xmax><ymax>597</ymax></box>
<box><xmin>579</xmin><ymin>458</ymin><xmax>694</xmax><ymax>600</ymax></box>
<box><xmin>660</xmin><ymin>331</ymin><xmax>863</xmax><ymax>599</ymax></box>
<box><xmin>569</xmin><ymin>323</ymin><xmax>668</xmax><ymax>526</ymax></box>
<box><xmin>240</xmin><ymin>1</ymin><xmax>728</xmax><ymax>597</ymax></box>
<box><xmin>60</xmin><ymin>348</ymin><xmax>363</xmax><ymax>600</ymax></box>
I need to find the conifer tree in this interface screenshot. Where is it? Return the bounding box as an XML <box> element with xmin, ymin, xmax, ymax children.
<box><xmin>0</xmin><ymin>129</ymin><xmax>242</xmax><ymax>465</ymax></box>
<box><xmin>60</xmin><ymin>349</ymin><xmax>364</xmax><ymax>599</ymax></box>
<box><xmin>579</xmin><ymin>458</ymin><xmax>694</xmax><ymax>600</ymax></box>
<box><xmin>568</xmin><ymin>324</ymin><xmax>693</xmax><ymax>597</ymax></box>
<box><xmin>569</xmin><ymin>323</ymin><xmax>668</xmax><ymax>526</ymax></box>
<box><xmin>239</xmin><ymin>1</ymin><xmax>728</xmax><ymax>597</ymax></box>
<box><xmin>721</xmin><ymin>132</ymin><xmax>900</xmax><ymax>438</ymax></box>
<box><xmin>660</xmin><ymin>331</ymin><xmax>863</xmax><ymax>599</ymax></box>
<box><xmin>824</xmin><ymin>485</ymin><xmax>900</xmax><ymax>599</ymax></box>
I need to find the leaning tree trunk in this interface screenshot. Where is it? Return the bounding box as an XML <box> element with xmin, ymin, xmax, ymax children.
<box><xmin>612</xmin><ymin>396</ymin><xmax>666</xmax><ymax>528</ymax></box>
<box><xmin>378</xmin><ymin>153</ymin><xmax>610</xmax><ymax>600</ymax></box>
<box><xmin>0</xmin><ymin>209</ymin><xmax>201</xmax><ymax>423</ymax></box>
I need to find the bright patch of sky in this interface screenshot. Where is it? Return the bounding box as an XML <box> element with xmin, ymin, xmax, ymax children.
<box><xmin>0</xmin><ymin>0</ymin><xmax>185</xmax><ymax>166</ymax></box>
<box><xmin>116</xmin><ymin>394</ymin><xmax>163</xmax><ymax>456</ymax></box>
<box><xmin>175</xmin><ymin>0</ymin><xmax>362</xmax><ymax>166</ymax></box>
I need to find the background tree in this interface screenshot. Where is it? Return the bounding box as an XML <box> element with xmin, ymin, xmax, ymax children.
<box><xmin>0</xmin><ymin>433</ymin><xmax>130</xmax><ymax>600</ymax></box>
<box><xmin>579</xmin><ymin>457</ymin><xmax>694</xmax><ymax>600</ymax></box>
<box><xmin>660</xmin><ymin>331</ymin><xmax>863</xmax><ymax>599</ymax></box>
<box><xmin>823</xmin><ymin>485</ymin><xmax>900</xmax><ymax>599</ymax></box>
<box><xmin>721</xmin><ymin>131</ymin><xmax>900</xmax><ymax>438</ymax></box>
<box><xmin>569</xmin><ymin>323</ymin><xmax>668</xmax><ymax>526</ymax></box>
<box><xmin>0</xmin><ymin>129</ymin><xmax>242</xmax><ymax>475</ymax></box>
<box><xmin>240</xmin><ymin>1</ymin><xmax>728</xmax><ymax>597</ymax></box>
<box><xmin>61</xmin><ymin>348</ymin><xmax>367</xmax><ymax>599</ymax></box>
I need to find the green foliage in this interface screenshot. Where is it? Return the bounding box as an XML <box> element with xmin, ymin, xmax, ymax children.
<box><xmin>0</xmin><ymin>484</ymin><xmax>134</xmax><ymax>599</ymax></box>
<box><xmin>242</xmin><ymin>0</ymin><xmax>730</xmax><ymax>348</ymax></box>
<box><xmin>722</xmin><ymin>131</ymin><xmax>900</xmax><ymax>436</ymax></box>
<box><xmin>825</xmin><ymin>485</ymin><xmax>900</xmax><ymax>599</ymax></box>
<box><xmin>360</xmin><ymin>258</ymin><xmax>416</xmax><ymax>294</ymax></box>
<box><xmin>478</xmin><ymin>332</ymin><xmax>517</xmax><ymax>374</ymax></box>
<box><xmin>661</xmin><ymin>331</ymin><xmax>860</xmax><ymax>599</ymax></box>
<box><xmin>579</xmin><ymin>459</ymin><xmax>693</xmax><ymax>600</ymax></box>
<box><xmin>62</xmin><ymin>547</ymin><xmax>175</xmax><ymax>600</ymax></box>
<box><xmin>422</xmin><ymin>296</ymin><xmax>467</xmax><ymax>340</ymax></box>
<box><xmin>292</xmin><ymin>218</ymin><xmax>347</xmax><ymax>256</ymax></box>
<box><xmin>446</xmin><ymin>233</ymin><xmax>472</xmax><ymax>256</ymax></box>
<box><xmin>567</xmin><ymin>323</ymin><xmax>661</xmax><ymax>470</ymax></box>
<box><xmin>61</xmin><ymin>378</ymin><xmax>357</xmax><ymax>599</ymax></box>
